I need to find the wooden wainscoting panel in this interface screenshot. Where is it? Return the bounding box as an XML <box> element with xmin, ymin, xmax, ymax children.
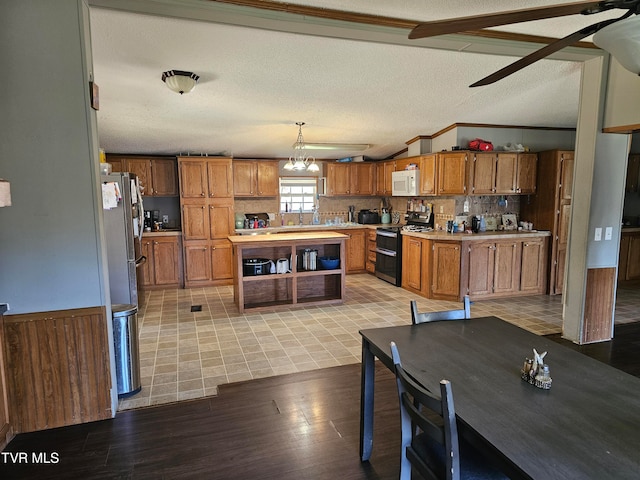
<box><xmin>3</xmin><ymin>307</ymin><xmax>112</xmax><ymax>433</ymax></box>
<box><xmin>582</xmin><ymin>268</ymin><xmax>616</xmax><ymax>343</ymax></box>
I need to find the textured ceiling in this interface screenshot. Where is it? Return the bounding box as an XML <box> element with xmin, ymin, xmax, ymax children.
<box><xmin>88</xmin><ymin>1</ymin><xmax>621</xmax><ymax>160</ymax></box>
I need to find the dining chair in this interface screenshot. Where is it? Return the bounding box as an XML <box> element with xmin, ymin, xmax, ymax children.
<box><xmin>390</xmin><ymin>341</ymin><xmax>507</xmax><ymax>480</ymax></box>
<box><xmin>410</xmin><ymin>296</ymin><xmax>471</xmax><ymax>325</ymax></box>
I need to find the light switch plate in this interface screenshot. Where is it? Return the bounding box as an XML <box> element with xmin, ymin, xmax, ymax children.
<box><xmin>594</xmin><ymin>227</ymin><xmax>602</xmax><ymax>241</ymax></box>
<box><xmin>162</xmin><ymin>214</ymin><xmax>169</xmax><ymax>224</ymax></box>
<box><xmin>605</xmin><ymin>227</ymin><xmax>612</xmax><ymax>240</ymax></box>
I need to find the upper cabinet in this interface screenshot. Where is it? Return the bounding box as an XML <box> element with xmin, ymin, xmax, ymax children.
<box><xmin>107</xmin><ymin>155</ymin><xmax>178</xmax><ymax>196</ymax></box>
<box><xmin>179</xmin><ymin>157</ymin><xmax>234</xmax><ymax>199</ymax></box>
<box><xmin>233</xmin><ymin>160</ymin><xmax>279</xmax><ymax>197</ymax></box>
<box><xmin>376</xmin><ymin>160</ymin><xmax>395</xmax><ymax>196</ymax></box>
<box><xmin>326</xmin><ymin>162</ymin><xmax>375</xmax><ymax>196</ymax></box>
<box><xmin>469</xmin><ymin>152</ymin><xmax>538</xmax><ymax>195</ymax></box>
<box><xmin>437</xmin><ymin>151</ymin><xmax>468</xmax><ymax>195</ymax></box>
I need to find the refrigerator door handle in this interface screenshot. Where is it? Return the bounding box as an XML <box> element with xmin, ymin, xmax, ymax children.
<box><xmin>135</xmin><ymin>256</ymin><xmax>146</xmax><ymax>267</ymax></box>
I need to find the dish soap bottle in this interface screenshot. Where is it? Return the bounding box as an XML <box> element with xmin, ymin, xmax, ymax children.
<box><xmin>479</xmin><ymin>215</ymin><xmax>486</xmax><ymax>232</ymax></box>
<box><xmin>312</xmin><ymin>205</ymin><xmax>320</xmax><ymax>225</ymax></box>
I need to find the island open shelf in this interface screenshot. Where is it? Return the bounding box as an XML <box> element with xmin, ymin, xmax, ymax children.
<box><xmin>228</xmin><ymin>232</ymin><xmax>347</xmax><ymax>313</ymax></box>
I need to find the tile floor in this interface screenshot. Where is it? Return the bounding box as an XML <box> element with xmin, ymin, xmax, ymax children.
<box><xmin>118</xmin><ymin>274</ymin><xmax>639</xmax><ymax>411</ymax></box>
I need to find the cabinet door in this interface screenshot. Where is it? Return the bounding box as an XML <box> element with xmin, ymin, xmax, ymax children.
<box><xmin>419</xmin><ymin>154</ymin><xmax>437</xmax><ymax>195</ymax></box>
<box><xmin>352</xmin><ymin>163</ymin><xmax>374</xmax><ymax>195</ymax></box>
<box><xmin>179</xmin><ymin>160</ymin><xmax>208</xmax><ymax>198</ymax></box>
<box><xmin>626</xmin><ymin>235</ymin><xmax>640</xmax><ymax>280</ymax></box>
<box><xmin>209</xmin><ymin>202</ymin><xmax>235</xmax><ymax>239</ymax></box>
<box><xmin>520</xmin><ymin>239</ymin><xmax>545</xmax><ymax>293</ymax></box>
<box><xmin>139</xmin><ymin>238</ymin><xmax>155</xmax><ymax>287</ymax></box>
<box><xmin>211</xmin><ymin>240</ymin><xmax>233</xmax><ymax>280</ymax></box>
<box><xmin>208</xmin><ymin>159</ymin><xmax>233</xmax><ymax>198</ymax></box>
<box><xmin>472</xmin><ymin>153</ymin><xmax>497</xmax><ymax>194</ymax></box>
<box><xmin>345</xmin><ymin>230</ymin><xmax>367</xmax><ymax>272</ymax></box>
<box><xmin>437</xmin><ymin>152</ymin><xmax>467</xmax><ymax>195</ymax></box>
<box><xmin>403</xmin><ymin>237</ymin><xmax>423</xmax><ymax>290</ymax></box>
<box><xmin>182</xmin><ymin>204</ymin><xmax>209</xmax><ymax>240</ymax></box>
<box><xmin>107</xmin><ymin>156</ymin><xmax>124</xmax><ymax>173</ymax></box>
<box><xmin>152</xmin><ymin>237</ymin><xmax>180</xmax><ymax>285</ymax></box>
<box><xmin>151</xmin><ymin>159</ymin><xmax>178</xmax><ymax>196</ymax></box>
<box><xmin>233</xmin><ymin>161</ymin><xmax>255</xmax><ymax>196</ymax></box>
<box><xmin>0</xmin><ymin>315</ymin><xmax>9</xmax><ymax>451</ymax></box>
<box><xmin>432</xmin><ymin>242</ymin><xmax>461</xmax><ymax>298</ymax></box>
<box><xmin>625</xmin><ymin>154</ymin><xmax>640</xmax><ymax>192</ymax></box>
<box><xmin>515</xmin><ymin>153</ymin><xmax>538</xmax><ymax>194</ymax></box>
<box><xmin>467</xmin><ymin>242</ymin><xmax>494</xmax><ymax>296</ymax></box>
<box><xmin>619</xmin><ymin>234</ymin><xmax>630</xmax><ymax>282</ymax></box>
<box><xmin>257</xmin><ymin>161</ymin><xmax>279</xmax><ymax>196</ymax></box>
<box><xmin>559</xmin><ymin>152</ymin><xmax>574</xmax><ymax>201</ymax></box>
<box><xmin>327</xmin><ymin>163</ymin><xmax>351</xmax><ymax>195</ymax></box>
<box><xmin>493</xmin><ymin>241</ymin><xmax>520</xmax><ymax>294</ymax></box>
<box><xmin>184</xmin><ymin>242</ymin><xmax>212</xmax><ymax>283</ymax></box>
<box><xmin>375</xmin><ymin>162</ymin><xmax>386</xmax><ymax>195</ymax></box>
<box><xmin>126</xmin><ymin>159</ymin><xmax>153</xmax><ymax>196</ymax></box>
<box><xmin>384</xmin><ymin>161</ymin><xmax>395</xmax><ymax>195</ymax></box>
<box><xmin>495</xmin><ymin>153</ymin><xmax>517</xmax><ymax>193</ymax></box>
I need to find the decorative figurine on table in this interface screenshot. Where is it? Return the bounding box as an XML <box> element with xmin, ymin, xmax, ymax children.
<box><xmin>521</xmin><ymin>348</ymin><xmax>552</xmax><ymax>390</ymax></box>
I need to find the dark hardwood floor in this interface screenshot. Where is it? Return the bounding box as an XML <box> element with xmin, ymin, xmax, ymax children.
<box><xmin>2</xmin><ymin>321</ymin><xmax>639</xmax><ymax>480</ymax></box>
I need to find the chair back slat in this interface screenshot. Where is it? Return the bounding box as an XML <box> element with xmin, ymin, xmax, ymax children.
<box><xmin>411</xmin><ymin>296</ymin><xmax>471</xmax><ymax>325</ymax></box>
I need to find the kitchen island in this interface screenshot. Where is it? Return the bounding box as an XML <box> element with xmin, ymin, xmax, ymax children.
<box><xmin>401</xmin><ymin>229</ymin><xmax>551</xmax><ymax>301</ymax></box>
<box><xmin>228</xmin><ymin>232</ymin><xmax>347</xmax><ymax>313</ymax></box>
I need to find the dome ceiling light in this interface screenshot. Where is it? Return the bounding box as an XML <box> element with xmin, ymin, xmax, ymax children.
<box><xmin>161</xmin><ymin>70</ymin><xmax>199</xmax><ymax>94</ymax></box>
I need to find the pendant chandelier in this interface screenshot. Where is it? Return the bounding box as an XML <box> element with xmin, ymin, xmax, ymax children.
<box><xmin>284</xmin><ymin>122</ymin><xmax>319</xmax><ymax>172</ymax></box>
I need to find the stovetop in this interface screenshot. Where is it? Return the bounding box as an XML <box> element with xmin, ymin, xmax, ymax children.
<box><xmin>402</xmin><ymin>224</ymin><xmax>434</xmax><ymax>233</ymax></box>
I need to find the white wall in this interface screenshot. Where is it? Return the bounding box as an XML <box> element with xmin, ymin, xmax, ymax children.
<box><xmin>604</xmin><ymin>59</ymin><xmax>640</xmax><ymax>129</ymax></box>
<box><xmin>0</xmin><ymin>0</ymin><xmax>108</xmax><ymax>315</ymax></box>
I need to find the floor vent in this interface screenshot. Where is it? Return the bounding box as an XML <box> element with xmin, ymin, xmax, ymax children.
<box><xmin>190</xmin><ymin>305</ymin><xmax>202</xmax><ymax>312</ymax></box>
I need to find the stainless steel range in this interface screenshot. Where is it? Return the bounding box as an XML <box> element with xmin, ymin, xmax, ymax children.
<box><xmin>375</xmin><ymin>226</ymin><xmax>402</xmax><ymax>286</ymax></box>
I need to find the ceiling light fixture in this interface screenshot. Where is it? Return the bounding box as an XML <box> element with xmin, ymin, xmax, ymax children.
<box><xmin>284</xmin><ymin>122</ymin><xmax>319</xmax><ymax>172</ymax></box>
<box><xmin>593</xmin><ymin>15</ymin><xmax>640</xmax><ymax>76</ymax></box>
<box><xmin>301</xmin><ymin>142</ymin><xmax>371</xmax><ymax>151</ymax></box>
<box><xmin>161</xmin><ymin>70</ymin><xmax>199</xmax><ymax>94</ymax></box>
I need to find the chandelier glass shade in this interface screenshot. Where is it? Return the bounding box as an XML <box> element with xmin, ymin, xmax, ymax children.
<box><xmin>284</xmin><ymin>122</ymin><xmax>318</xmax><ymax>172</ymax></box>
<box><xmin>161</xmin><ymin>70</ymin><xmax>199</xmax><ymax>94</ymax></box>
<box><xmin>593</xmin><ymin>15</ymin><xmax>640</xmax><ymax>75</ymax></box>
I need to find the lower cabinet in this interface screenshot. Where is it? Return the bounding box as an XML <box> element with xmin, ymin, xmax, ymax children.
<box><xmin>366</xmin><ymin>229</ymin><xmax>376</xmax><ymax>273</ymax></box>
<box><xmin>184</xmin><ymin>239</ymin><xmax>233</xmax><ymax>286</ymax></box>
<box><xmin>402</xmin><ymin>234</ymin><xmax>548</xmax><ymax>301</ymax></box>
<box><xmin>335</xmin><ymin>228</ymin><xmax>367</xmax><ymax>273</ymax></box>
<box><xmin>139</xmin><ymin>235</ymin><xmax>182</xmax><ymax>288</ymax></box>
<box><xmin>619</xmin><ymin>231</ymin><xmax>640</xmax><ymax>281</ymax></box>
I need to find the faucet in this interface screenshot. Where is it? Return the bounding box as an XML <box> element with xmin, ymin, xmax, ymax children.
<box><xmin>299</xmin><ymin>207</ymin><xmax>304</xmax><ymax>225</ymax></box>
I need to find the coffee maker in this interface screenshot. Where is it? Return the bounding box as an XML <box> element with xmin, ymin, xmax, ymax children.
<box><xmin>144</xmin><ymin>211</ymin><xmax>153</xmax><ymax>230</ymax></box>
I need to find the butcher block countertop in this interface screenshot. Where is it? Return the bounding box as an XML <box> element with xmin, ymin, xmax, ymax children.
<box><xmin>402</xmin><ymin>229</ymin><xmax>551</xmax><ymax>241</ymax></box>
<box><xmin>228</xmin><ymin>231</ymin><xmax>348</xmax><ymax>244</ymax></box>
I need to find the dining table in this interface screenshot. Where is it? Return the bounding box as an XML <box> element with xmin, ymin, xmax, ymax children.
<box><xmin>359</xmin><ymin>316</ymin><xmax>640</xmax><ymax>480</ymax></box>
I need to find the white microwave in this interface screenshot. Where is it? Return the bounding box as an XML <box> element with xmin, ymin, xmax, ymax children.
<box><xmin>392</xmin><ymin>170</ymin><xmax>420</xmax><ymax>196</ymax></box>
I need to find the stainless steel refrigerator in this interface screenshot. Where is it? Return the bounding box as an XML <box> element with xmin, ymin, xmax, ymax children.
<box><xmin>101</xmin><ymin>172</ymin><xmax>143</xmax><ymax>306</ymax></box>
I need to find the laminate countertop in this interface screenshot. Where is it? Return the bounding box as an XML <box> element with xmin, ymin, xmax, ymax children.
<box><xmin>228</xmin><ymin>231</ymin><xmax>348</xmax><ymax>244</ymax></box>
<box><xmin>142</xmin><ymin>230</ymin><xmax>182</xmax><ymax>237</ymax></box>
<box><xmin>402</xmin><ymin>229</ymin><xmax>551</xmax><ymax>241</ymax></box>
<box><xmin>233</xmin><ymin>223</ymin><xmax>382</xmax><ymax>235</ymax></box>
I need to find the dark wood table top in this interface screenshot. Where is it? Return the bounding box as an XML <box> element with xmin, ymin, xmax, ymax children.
<box><xmin>360</xmin><ymin>317</ymin><xmax>640</xmax><ymax>480</ymax></box>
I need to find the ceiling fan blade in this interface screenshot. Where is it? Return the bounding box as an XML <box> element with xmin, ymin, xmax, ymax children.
<box><xmin>469</xmin><ymin>16</ymin><xmax>622</xmax><ymax>87</ymax></box>
<box><xmin>409</xmin><ymin>1</ymin><xmax>604</xmax><ymax>39</ymax></box>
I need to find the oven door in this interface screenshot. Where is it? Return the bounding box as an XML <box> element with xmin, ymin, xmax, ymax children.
<box><xmin>375</xmin><ymin>228</ymin><xmax>401</xmax><ymax>286</ymax></box>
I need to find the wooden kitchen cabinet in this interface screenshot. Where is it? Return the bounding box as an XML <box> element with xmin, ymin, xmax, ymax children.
<box><xmin>139</xmin><ymin>235</ymin><xmax>181</xmax><ymax>288</ymax></box>
<box><xmin>402</xmin><ymin>236</ymin><xmax>428</xmax><ymax>294</ymax></box>
<box><xmin>107</xmin><ymin>155</ymin><xmax>178</xmax><ymax>196</ymax></box>
<box><xmin>0</xmin><ymin>309</ymin><xmax>12</xmax><ymax>450</ymax></box>
<box><xmin>469</xmin><ymin>152</ymin><xmax>537</xmax><ymax>195</ymax></box>
<box><xmin>178</xmin><ymin>157</ymin><xmax>235</xmax><ymax>286</ymax></box>
<box><xmin>431</xmin><ymin>241</ymin><xmax>461</xmax><ymax>300</ymax></box>
<box><xmin>334</xmin><ymin>228</ymin><xmax>367</xmax><ymax>273</ymax></box>
<box><xmin>327</xmin><ymin>163</ymin><xmax>374</xmax><ymax>196</ymax></box>
<box><xmin>376</xmin><ymin>160</ymin><xmax>395</xmax><ymax>195</ymax></box>
<box><xmin>466</xmin><ymin>240</ymin><xmax>519</xmax><ymax>298</ymax></box>
<box><xmin>619</xmin><ymin>231</ymin><xmax>640</xmax><ymax>281</ymax></box>
<box><xmin>233</xmin><ymin>160</ymin><xmax>279</xmax><ymax>197</ymax></box>
<box><xmin>520</xmin><ymin>150</ymin><xmax>573</xmax><ymax>294</ymax></box>
<box><xmin>625</xmin><ymin>154</ymin><xmax>640</xmax><ymax>192</ymax></box>
<box><xmin>520</xmin><ymin>238</ymin><xmax>547</xmax><ymax>293</ymax></box>
<box><xmin>366</xmin><ymin>229</ymin><xmax>377</xmax><ymax>273</ymax></box>
<box><xmin>437</xmin><ymin>152</ymin><xmax>467</xmax><ymax>195</ymax></box>
<box><xmin>419</xmin><ymin>154</ymin><xmax>437</xmax><ymax>195</ymax></box>
<box><xmin>470</xmin><ymin>152</ymin><xmax>498</xmax><ymax>194</ymax></box>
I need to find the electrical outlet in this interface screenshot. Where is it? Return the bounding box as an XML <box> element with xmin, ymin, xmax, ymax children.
<box><xmin>605</xmin><ymin>227</ymin><xmax>612</xmax><ymax>241</ymax></box>
<box><xmin>594</xmin><ymin>227</ymin><xmax>602</xmax><ymax>241</ymax></box>
<box><xmin>162</xmin><ymin>214</ymin><xmax>169</xmax><ymax>224</ymax></box>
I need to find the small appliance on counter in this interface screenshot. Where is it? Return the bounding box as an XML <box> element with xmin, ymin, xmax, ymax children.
<box><xmin>348</xmin><ymin>205</ymin><xmax>356</xmax><ymax>223</ymax></box>
<box><xmin>358</xmin><ymin>209</ymin><xmax>380</xmax><ymax>224</ymax></box>
<box><xmin>243</xmin><ymin>258</ymin><xmax>273</xmax><ymax>276</ymax></box>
